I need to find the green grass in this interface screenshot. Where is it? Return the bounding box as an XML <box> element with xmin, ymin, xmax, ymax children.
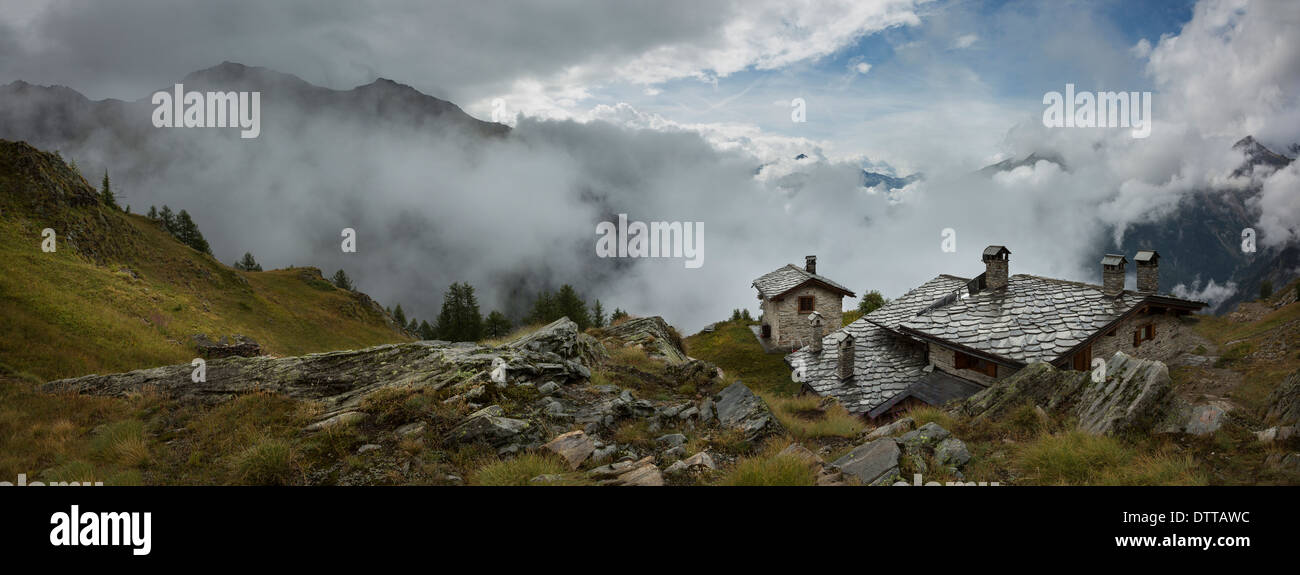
<box><xmin>0</xmin><ymin>161</ymin><xmax>409</xmax><ymax>381</ymax></box>
<box><xmin>717</xmin><ymin>442</ymin><xmax>818</xmax><ymax>486</ymax></box>
<box><xmin>468</xmin><ymin>453</ymin><xmax>588</xmax><ymax>486</ymax></box>
<box><xmin>684</xmin><ymin>319</ymin><xmax>798</xmax><ymax>395</ymax></box>
<box><xmin>1011</xmin><ymin>431</ymin><xmax>1207</xmax><ymax>486</ymax></box>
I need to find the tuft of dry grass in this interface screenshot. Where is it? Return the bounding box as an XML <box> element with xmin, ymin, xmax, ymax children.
<box><xmin>764</xmin><ymin>393</ymin><xmax>864</xmax><ymax>439</ymax></box>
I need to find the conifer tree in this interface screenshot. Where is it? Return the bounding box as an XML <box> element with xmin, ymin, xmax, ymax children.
<box><xmin>330</xmin><ymin>269</ymin><xmax>354</xmax><ymax>291</ymax></box>
<box><xmin>484</xmin><ymin>310</ymin><xmax>511</xmax><ymax>338</ymax></box>
<box><xmin>100</xmin><ymin>171</ymin><xmax>117</xmax><ymax>208</ymax></box>
<box><xmin>590</xmin><ymin>299</ymin><xmax>606</xmax><ymax>328</ymax></box>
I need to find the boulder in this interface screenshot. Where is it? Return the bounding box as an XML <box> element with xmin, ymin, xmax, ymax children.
<box><xmin>1255</xmin><ymin>426</ymin><xmax>1297</xmax><ymax>444</ymax></box>
<box><xmin>1184</xmin><ymin>400</ymin><xmax>1233</xmax><ymax>436</ymax></box>
<box><xmin>714</xmin><ymin>382</ymin><xmax>784</xmax><ymax>441</ymax></box>
<box><xmin>590</xmin><ymin>456</ymin><xmax>664</xmax><ymax>486</ymax></box>
<box><xmin>656</xmin><ymin>433</ymin><xmax>687</xmax><ymax>447</ymax></box>
<box><xmin>542</xmin><ymin>430</ymin><xmax>596</xmax><ymax>469</ymax></box>
<box><xmin>934</xmin><ymin>437</ymin><xmax>971</xmax><ymax>468</ymax></box>
<box><xmin>666</xmin><ymin>358</ymin><xmax>720</xmax><ymax>387</ymax></box>
<box><xmin>961</xmin><ymin>352</ymin><xmax>1179</xmax><ymax>436</ymax></box>
<box><xmin>831</xmin><ymin>439</ymin><xmax>901</xmax><ymax>486</ymax></box>
<box><xmin>663</xmin><ymin>452</ymin><xmax>718</xmax><ymax>477</ymax></box>
<box><xmin>864</xmin><ymin>417</ymin><xmax>915</xmax><ymax>441</ymax></box>
<box><xmin>898</xmin><ymin>422</ymin><xmax>951</xmax><ymax>452</ymax></box>
<box><xmin>445</xmin><ymin>405</ymin><xmax>531</xmax><ymax>447</ymax></box>
<box><xmin>602</xmin><ymin>316</ymin><xmax>688</xmax><ymax>364</ymax></box>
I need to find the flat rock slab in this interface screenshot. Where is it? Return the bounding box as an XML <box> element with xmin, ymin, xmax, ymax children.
<box><xmin>831</xmin><ymin>439</ymin><xmax>900</xmax><ymax>486</ymax></box>
<box><xmin>543</xmin><ymin>430</ymin><xmax>596</xmax><ymax>469</ymax></box>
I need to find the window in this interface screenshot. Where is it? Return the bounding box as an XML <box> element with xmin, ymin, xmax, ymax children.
<box><xmin>1134</xmin><ymin>323</ymin><xmax>1155</xmax><ymax>347</ymax></box>
<box><xmin>954</xmin><ymin>351</ymin><xmax>997</xmax><ymax>378</ymax></box>
<box><xmin>798</xmin><ymin>295</ymin><xmax>815</xmax><ymax>313</ymax></box>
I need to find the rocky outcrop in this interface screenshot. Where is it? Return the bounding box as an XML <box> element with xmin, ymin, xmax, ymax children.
<box><xmin>1265</xmin><ymin>368</ymin><xmax>1300</xmax><ymax>428</ymax></box>
<box><xmin>960</xmin><ymin>352</ymin><xmax>1180</xmax><ymax>436</ymax></box>
<box><xmin>192</xmin><ymin>334</ymin><xmax>262</xmax><ymax>358</ymax></box>
<box><xmin>713</xmin><ymin>381</ymin><xmax>784</xmax><ymax>441</ymax></box>
<box><xmin>602</xmin><ymin>316</ymin><xmax>688</xmax><ymax>364</ymax></box>
<box><xmin>444</xmin><ymin>405</ymin><xmax>533</xmax><ymax>449</ymax></box>
<box><xmin>42</xmin><ymin>320</ymin><xmax>594</xmax><ymax>423</ymax></box>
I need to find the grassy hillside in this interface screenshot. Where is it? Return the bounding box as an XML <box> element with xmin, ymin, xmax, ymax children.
<box><xmin>0</xmin><ymin>140</ymin><xmax>409</xmax><ymax>382</ymax></box>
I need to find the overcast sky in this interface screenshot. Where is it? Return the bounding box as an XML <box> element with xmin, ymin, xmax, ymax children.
<box><xmin>1</xmin><ymin>0</ymin><xmax>1297</xmax><ymax>331</ymax></box>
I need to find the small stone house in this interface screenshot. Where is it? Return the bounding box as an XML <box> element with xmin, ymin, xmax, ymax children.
<box><xmin>752</xmin><ymin>256</ymin><xmax>855</xmax><ymax>350</ymax></box>
<box><xmin>788</xmin><ymin>246</ymin><xmax>1206</xmax><ymax>419</ymax></box>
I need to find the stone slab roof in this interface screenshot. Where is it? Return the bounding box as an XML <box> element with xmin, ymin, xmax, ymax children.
<box><xmin>866</xmin><ymin>369</ymin><xmax>985</xmax><ymax>418</ymax></box>
<box><xmin>751</xmin><ymin>264</ymin><xmax>855</xmax><ymax>299</ymax></box>
<box><xmin>788</xmin><ymin>322</ymin><xmax>928</xmax><ymax>415</ymax></box>
<box><xmin>899</xmin><ymin>274</ymin><xmax>1160</xmax><ymax>365</ymax></box>
<box><xmin>861</xmin><ymin>274</ymin><xmax>970</xmax><ymax>331</ymax></box>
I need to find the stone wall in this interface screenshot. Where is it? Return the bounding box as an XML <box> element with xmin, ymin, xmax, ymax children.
<box><xmin>764</xmin><ymin>285</ymin><xmax>845</xmax><ymax>349</ymax></box>
<box><xmin>1089</xmin><ymin>311</ymin><xmax>1187</xmax><ymax>365</ymax></box>
<box><xmin>929</xmin><ymin>343</ymin><xmax>1017</xmax><ymax>386</ymax></box>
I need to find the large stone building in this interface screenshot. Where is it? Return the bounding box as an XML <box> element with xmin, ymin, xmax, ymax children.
<box><xmin>787</xmin><ymin>246</ymin><xmax>1205</xmax><ymax>418</ymax></box>
<box><xmin>752</xmin><ymin>256</ymin><xmax>855</xmax><ymax>350</ymax></box>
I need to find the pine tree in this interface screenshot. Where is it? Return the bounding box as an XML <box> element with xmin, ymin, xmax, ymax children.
<box><xmin>331</xmin><ymin>269</ymin><xmax>354</xmax><ymax>291</ymax></box>
<box><xmin>554</xmin><ymin>284</ymin><xmax>590</xmax><ymax>329</ymax></box>
<box><xmin>100</xmin><ymin>171</ymin><xmax>118</xmax><ymax>208</ymax></box>
<box><xmin>159</xmin><ymin>205</ymin><xmax>176</xmax><ymax>234</ymax></box>
<box><xmin>528</xmin><ymin>290</ymin><xmax>558</xmax><ymax>325</ymax></box>
<box><xmin>484</xmin><ymin>310</ymin><xmax>512</xmax><ymax>338</ymax></box>
<box><xmin>407</xmin><ymin>318</ymin><xmax>419</xmax><ymax>333</ymax></box>
<box><xmin>392</xmin><ymin>304</ymin><xmax>407</xmax><ymax>327</ymax></box>
<box><xmin>730</xmin><ymin>309</ymin><xmax>742</xmax><ymax>321</ymax></box>
<box><xmin>436</xmin><ymin>283</ymin><xmax>483</xmax><ymax>342</ymax></box>
<box><xmin>610</xmin><ymin>308</ymin><xmax>628</xmax><ymax>323</ymax></box>
<box><xmin>418</xmin><ymin>320</ymin><xmax>437</xmax><ymax>340</ymax></box>
<box><xmin>147</xmin><ymin>205</ymin><xmax>158</xmax><ymax>220</ymax></box>
<box><xmin>590</xmin><ymin>299</ymin><xmax>606</xmax><ymax>328</ymax></box>
<box><xmin>234</xmin><ymin>252</ymin><xmax>262</xmax><ymax>271</ymax></box>
<box><xmin>741</xmin><ymin>308</ymin><xmax>753</xmax><ymax>321</ymax></box>
<box><xmin>175</xmin><ymin>210</ymin><xmax>211</xmax><ymax>254</ymax></box>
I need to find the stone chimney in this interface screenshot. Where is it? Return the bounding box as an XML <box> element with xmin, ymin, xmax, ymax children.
<box><xmin>808</xmin><ymin>311</ymin><xmax>824</xmax><ymax>353</ymax></box>
<box><xmin>982</xmin><ymin>246</ymin><xmax>1010</xmax><ymax>290</ymax></box>
<box><xmin>1135</xmin><ymin>250</ymin><xmax>1159</xmax><ymax>293</ymax></box>
<box><xmin>1101</xmin><ymin>254</ymin><xmax>1128</xmax><ymax>296</ymax></box>
<box><xmin>805</xmin><ymin>255</ymin><xmax>817</xmax><ymax>275</ymax></box>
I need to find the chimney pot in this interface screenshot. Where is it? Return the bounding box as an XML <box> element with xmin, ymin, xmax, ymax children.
<box><xmin>808</xmin><ymin>311</ymin><xmax>824</xmax><ymax>353</ymax></box>
<box><xmin>805</xmin><ymin>255</ymin><xmax>817</xmax><ymax>274</ymax></box>
<box><xmin>1101</xmin><ymin>254</ymin><xmax>1128</xmax><ymax>296</ymax></box>
<box><xmin>1135</xmin><ymin>250</ymin><xmax>1159</xmax><ymax>293</ymax></box>
<box><xmin>982</xmin><ymin>245</ymin><xmax>1010</xmax><ymax>290</ymax></box>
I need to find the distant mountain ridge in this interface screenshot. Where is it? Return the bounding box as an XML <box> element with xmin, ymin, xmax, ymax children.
<box><xmin>978</xmin><ymin>138</ymin><xmax>1296</xmax><ymax>313</ymax></box>
<box><xmin>0</xmin><ymin>61</ymin><xmax>508</xmax><ymax>152</ymax></box>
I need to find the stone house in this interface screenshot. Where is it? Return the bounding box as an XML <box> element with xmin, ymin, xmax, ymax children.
<box><xmin>752</xmin><ymin>256</ymin><xmax>855</xmax><ymax>350</ymax></box>
<box><xmin>787</xmin><ymin>246</ymin><xmax>1205</xmax><ymax>419</ymax></box>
